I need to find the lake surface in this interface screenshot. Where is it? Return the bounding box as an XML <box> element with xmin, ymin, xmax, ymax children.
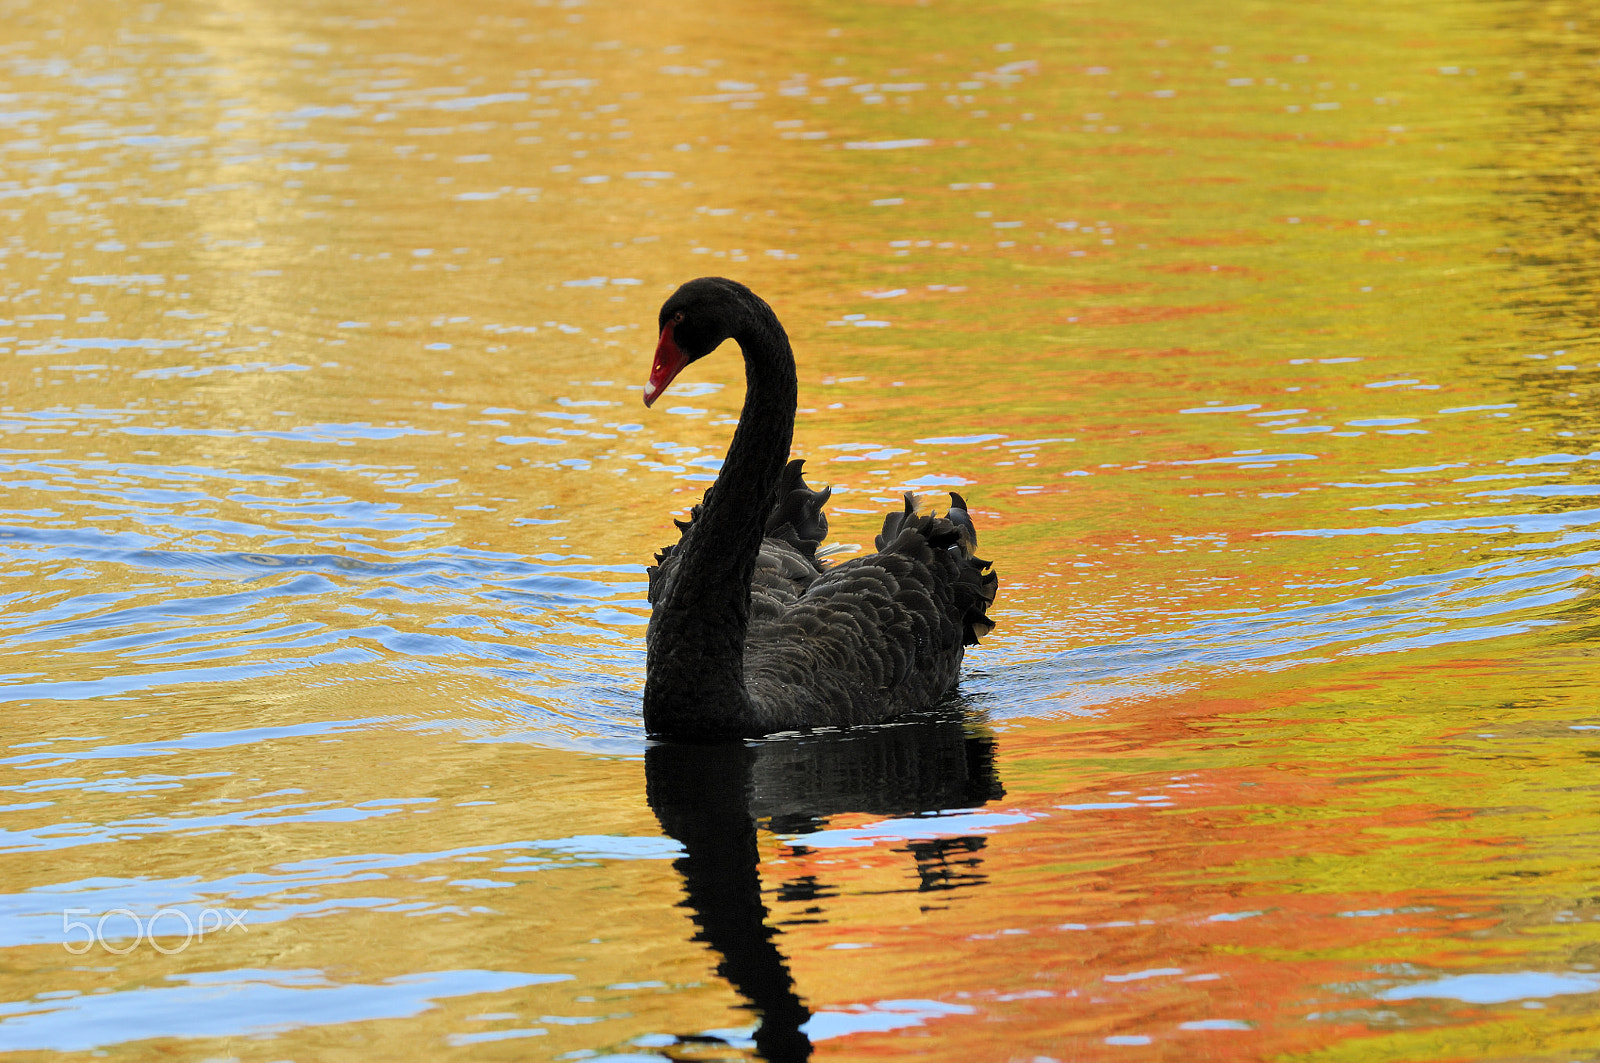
<box><xmin>2</xmin><ymin>0</ymin><xmax>1598</xmax><ymax>1058</ymax></box>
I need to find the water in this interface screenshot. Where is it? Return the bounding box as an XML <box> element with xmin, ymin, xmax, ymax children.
<box><xmin>2</xmin><ymin>0</ymin><xmax>1598</xmax><ymax>1057</ymax></box>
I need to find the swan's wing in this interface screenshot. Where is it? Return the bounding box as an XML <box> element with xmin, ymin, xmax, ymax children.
<box><xmin>646</xmin><ymin>507</ymin><xmax>697</xmax><ymax>608</ymax></box>
<box><xmin>764</xmin><ymin>458</ymin><xmax>830</xmax><ymax>544</ymax></box>
<box><xmin>647</xmin><ymin>458</ymin><xmax>832</xmax><ymax>612</ymax></box>
<box><xmin>875</xmin><ymin>492</ymin><xmax>996</xmax><ymax>644</ymax></box>
<box><xmin>742</xmin><ymin>494</ymin><xmax>999</xmax><ymax>732</ymax></box>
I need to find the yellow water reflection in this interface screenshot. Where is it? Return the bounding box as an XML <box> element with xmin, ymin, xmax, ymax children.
<box><xmin>1</xmin><ymin>0</ymin><xmax>1599</xmax><ymax>1057</ymax></box>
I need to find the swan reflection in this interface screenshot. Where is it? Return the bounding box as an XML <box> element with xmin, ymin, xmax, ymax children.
<box><xmin>645</xmin><ymin>713</ymin><xmax>1003</xmax><ymax>1061</ymax></box>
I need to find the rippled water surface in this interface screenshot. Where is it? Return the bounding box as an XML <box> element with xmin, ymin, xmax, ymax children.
<box><xmin>3</xmin><ymin>0</ymin><xmax>1599</xmax><ymax>1058</ymax></box>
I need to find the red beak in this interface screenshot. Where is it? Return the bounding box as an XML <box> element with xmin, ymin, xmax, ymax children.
<box><xmin>644</xmin><ymin>322</ymin><xmax>690</xmax><ymax>408</ymax></box>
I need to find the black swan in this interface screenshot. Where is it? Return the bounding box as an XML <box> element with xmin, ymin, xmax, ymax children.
<box><xmin>641</xmin><ymin>277</ymin><xmax>998</xmax><ymax>741</ymax></box>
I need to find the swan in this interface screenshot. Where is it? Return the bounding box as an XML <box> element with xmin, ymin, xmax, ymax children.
<box><xmin>642</xmin><ymin>277</ymin><xmax>998</xmax><ymax>740</ymax></box>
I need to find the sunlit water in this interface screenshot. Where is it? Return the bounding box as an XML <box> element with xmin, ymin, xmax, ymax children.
<box><xmin>2</xmin><ymin>0</ymin><xmax>1598</xmax><ymax>1058</ymax></box>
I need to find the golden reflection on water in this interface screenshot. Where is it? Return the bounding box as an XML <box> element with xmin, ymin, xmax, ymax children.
<box><xmin>1</xmin><ymin>0</ymin><xmax>1599</xmax><ymax>1057</ymax></box>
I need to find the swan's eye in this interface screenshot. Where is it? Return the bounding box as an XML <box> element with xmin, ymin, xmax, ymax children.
<box><xmin>671</xmin><ymin>311</ymin><xmax>685</xmax><ymax>325</ymax></box>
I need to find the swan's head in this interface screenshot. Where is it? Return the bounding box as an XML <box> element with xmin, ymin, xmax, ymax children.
<box><xmin>644</xmin><ymin>277</ymin><xmax>754</xmax><ymax>408</ymax></box>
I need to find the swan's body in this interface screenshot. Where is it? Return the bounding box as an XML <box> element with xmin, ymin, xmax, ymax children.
<box><xmin>642</xmin><ymin>277</ymin><xmax>997</xmax><ymax>740</ymax></box>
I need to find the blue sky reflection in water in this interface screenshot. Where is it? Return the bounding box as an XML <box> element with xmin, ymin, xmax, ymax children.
<box><xmin>2</xmin><ymin>0</ymin><xmax>1600</xmax><ymax>1058</ymax></box>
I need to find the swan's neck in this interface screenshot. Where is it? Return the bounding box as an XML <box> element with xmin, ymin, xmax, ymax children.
<box><xmin>644</xmin><ymin>303</ymin><xmax>795</xmax><ymax>738</ymax></box>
